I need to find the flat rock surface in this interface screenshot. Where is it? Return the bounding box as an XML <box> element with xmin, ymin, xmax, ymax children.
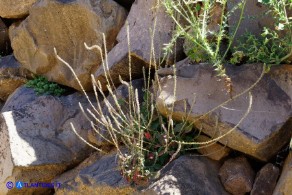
<box><xmin>156</xmin><ymin>60</ymin><xmax>292</xmax><ymax>161</ymax></box>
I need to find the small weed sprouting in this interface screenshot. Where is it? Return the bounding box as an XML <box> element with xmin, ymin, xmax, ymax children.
<box><xmin>25</xmin><ymin>76</ymin><xmax>66</xmax><ymax>96</ymax></box>
<box><xmin>231</xmin><ymin>0</ymin><xmax>292</xmax><ymax>65</ymax></box>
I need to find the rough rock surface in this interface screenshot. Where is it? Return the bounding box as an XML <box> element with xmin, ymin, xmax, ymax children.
<box><xmin>0</xmin><ymin>86</ymin><xmax>97</xmax><ymax>195</ymax></box>
<box><xmin>145</xmin><ymin>155</ymin><xmax>229</xmax><ymax>195</ymax></box>
<box><xmin>94</xmin><ymin>0</ymin><xmax>184</xmax><ymax>90</ymax></box>
<box><xmin>0</xmin><ymin>18</ymin><xmax>11</xmax><ymax>55</ymax></box>
<box><xmin>156</xmin><ymin>60</ymin><xmax>292</xmax><ymax>161</ymax></box>
<box><xmin>0</xmin><ymin>55</ymin><xmax>34</xmax><ymax>101</ymax></box>
<box><xmin>251</xmin><ymin>163</ymin><xmax>279</xmax><ymax>195</ymax></box>
<box><xmin>219</xmin><ymin>156</ymin><xmax>255</xmax><ymax>195</ymax></box>
<box><xmin>273</xmin><ymin>152</ymin><xmax>292</xmax><ymax>195</ymax></box>
<box><xmin>9</xmin><ymin>0</ymin><xmax>127</xmax><ymax>91</ymax></box>
<box><xmin>54</xmin><ymin>150</ymin><xmax>135</xmax><ymax>195</ymax></box>
<box><xmin>196</xmin><ymin>135</ymin><xmax>230</xmax><ymax>161</ymax></box>
<box><xmin>0</xmin><ymin>0</ymin><xmax>38</xmax><ymax>18</ymax></box>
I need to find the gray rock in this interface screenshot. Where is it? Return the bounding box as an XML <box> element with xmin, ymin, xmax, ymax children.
<box><xmin>156</xmin><ymin>60</ymin><xmax>292</xmax><ymax>161</ymax></box>
<box><xmin>94</xmin><ymin>0</ymin><xmax>184</xmax><ymax>90</ymax></box>
<box><xmin>219</xmin><ymin>156</ymin><xmax>255</xmax><ymax>195</ymax></box>
<box><xmin>251</xmin><ymin>163</ymin><xmax>279</xmax><ymax>195</ymax></box>
<box><xmin>0</xmin><ymin>55</ymin><xmax>34</xmax><ymax>101</ymax></box>
<box><xmin>9</xmin><ymin>0</ymin><xmax>127</xmax><ymax>91</ymax></box>
<box><xmin>54</xmin><ymin>150</ymin><xmax>135</xmax><ymax>195</ymax></box>
<box><xmin>0</xmin><ymin>86</ymin><xmax>97</xmax><ymax>195</ymax></box>
<box><xmin>145</xmin><ymin>155</ymin><xmax>229</xmax><ymax>195</ymax></box>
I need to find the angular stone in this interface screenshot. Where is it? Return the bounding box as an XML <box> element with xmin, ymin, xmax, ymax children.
<box><xmin>94</xmin><ymin>0</ymin><xmax>184</xmax><ymax>90</ymax></box>
<box><xmin>0</xmin><ymin>86</ymin><xmax>97</xmax><ymax>195</ymax></box>
<box><xmin>9</xmin><ymin>0</ymin><xmax>127</xmax><ymax>91</ymax></box>
<box><xmin>273</xmin><ymin>152</ymin><xmax>292</xmax><ymax>195</ymax></box>
<box><xmin>145</xmin><ymin>155</ymin><xmax>229</xmax><ymax>195</ymax></box>
<box><xmin>156</xmin><ymin>60</ymin><xmax>292</xmax><ymax>161</ymax></box>
<box><xmin>251</xmin><ymin>163</ymin><xmax>279</xmax><ymax>195</ymax></box>
<box><xmin>0</xmin><ymin>55</ymin><xmax>34</xmax><ymax>101</ymax></box>
<box><xmin>54</xmin><ymin>150</ymin><xmax>135</xmax><ymax>195</ymax></box>
<box><xmin>219</xmin><ymin>156</ymin><xmax>255</xmax><ymax>195</ymax></box>
<box><xmin>196</xmin><ymin>135</ymin><xmax>231</xmax><ymax>161</ymax></box>
<box><xmin>0</xmin><ymin>18</ymin><xmax>11</xmax><ymax>55</ymax></box>
<box><xmin>0</xmin><ymin>0</ymin><xmax>38</xmax><ymax>18</ymax></box>
<box><xmin>269</xmin><ymin>65</ymin><xmax>292</xmax><ymax>99</ymax></box>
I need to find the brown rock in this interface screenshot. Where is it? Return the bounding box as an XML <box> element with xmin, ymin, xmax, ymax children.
<box><xmin>0</xmin><ymin>55</ymin><xmax>34</xmax><ymax>101</ymax></box>
<box><xmin>9</xmin><ymin>0</ymin><xmax>127</xmax><ymax>91</ymax></box>
<box><xmin>94</xmin><ymin>0</ymin><xmax>184</xmax><ymax>90</ymax></box>
<box><xmin>273</xmin><ymin>152</ymin><xmax>292</xmax><ymax>195</ymax></box>
<box><xmin>219</xmin><ymin>156</ymin><xmax>255</xmax><ymax>195</ymax></box>
<box><xmin>196</xmin><ymin>135</ymin><xmax>231</xmax><ymax>161</ymax></box>
<box><xmin>251</xmin><ymin>163</ymin><xmax>279</xmax><ymax>195</ymax></box>
<box><xmin>0</xmin><ymin>0</ymin><xmax>38</xmax><ymax>18</ymax></box>
<box><xmin>156</xmin><ymin>60</ymin><xmax>292</xmax><ymax>161</ymax></box>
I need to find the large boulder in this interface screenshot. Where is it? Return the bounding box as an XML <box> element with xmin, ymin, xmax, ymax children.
<box><xmin>94</xmin><ymin>0</ymin><xmax>184</xmax><ymax>90</ymax></box>
<box><xmin>144</xmin><ymin>155</ymin><xmax>229</xmax><ymax>195</ymax></box>
<box><xmin>0</xmin><ymin>18</ymin><xmax>11</xmax><ymax>55</ymax></box>
<box><xmin>0</xmin><ymin>0</ymin><xmax>38</xmax><ymax>18</ymax></box>
<box><xmin>156</xmin><ymin>60</ymin><xmax>292</xmax><ymax>161</ymax></box>
<box><xmin>9</xmin><ymin>0</ymin><xmax>127</xmax><ymax>91</ymax></box>
<box><xmin>0</xmin><ymin>86</ymin><xmax>97</xmax><ymax>195</ymax></box>
<box><xmin>273</xmin><ymin>151</ymin><xmax>292</xmax><ymax>195</ymax></box>
<box><xmin>0</xmin><ymin>55</ymin><xmax>34</xmax><ymax>101</ymax></box>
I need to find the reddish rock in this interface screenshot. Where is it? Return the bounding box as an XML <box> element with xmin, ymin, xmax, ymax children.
<box><xmin>219</xmin><ymin>156</ymin><xmax>255</xmax><ymax>195</ymax></box>
<box><xmin>251</xmin><ymin>163</ymin><xmax>279</xmax><ymax>195</ymax></box>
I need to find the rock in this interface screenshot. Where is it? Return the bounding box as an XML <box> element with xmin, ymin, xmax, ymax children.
<box><xmin>269</xmin><ymin>65</ymin><xmax>292</xmax><ymax>98</ymax></box>
<box><xmin>0</xmin><ymin>86</ymin><xmax>98</xmax><ymax>195</ymax></box>
<box><xmin>9</xmin><ymin>0</ymin><xmax>127</xmax><ymax>91</ymax></box>
<box><xmin>144</xmin><ymin>155</ymin><xmax>229</xmax><ymax>195</ymax></box>
<box><xmin>94</xmin><ymin>0</ymin><xmax>184</xmax><ymax>91</ymax></box>
<box><xmin>0</xmin><ymin>55</ymin><xmax>34</xmax><ymax>101</ymax></box>
<box><xmin>196</xmin><ymin>135</ymin><xmax>231</xmax><ymax>161</ymax></box>
<box><xmin>219</xmin><ymin>156</ymin><xmax>255</xmax><ymax>195</ymax></box>
<box><xmin>0</xmin><ymin>18</ymin><xmax>11</xmax><ymax>55</ymax></box>
<box><xmin>54</xmin><ymin>150</ymin><xmax>135</xmax><ymax>195</ymax></box>
<box><xmin>156</xmin><ymin>60</ymin><xmax>292</xmax><ymax>161</ymax></box>
<box><xmin>251</xmin><ymin>163</ymin><xmax>279</xmax><ymax>195</ymax></box>
<box><xmin>0</xmin><ymin>0</ymin><xmax>38</xmax><ymax>18</ymax></box>
<box><xmin>273</xmin><ymin>152</ymin><xmax>292</xmax><ymax>195</ymax></box>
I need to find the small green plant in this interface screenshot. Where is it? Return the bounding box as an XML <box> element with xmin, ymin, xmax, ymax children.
<box><xmin>25</xmin><ymin>76</ymin><xmax>66</xmax><ymax>96</ymax></box>
<box><xmin>231</xmin><ymin>0</ymin><xmax>292</xmax><ymax>65</ymax></box>
<box><xmin>163</xmin><ymin>0</ymin><xmax>247</xmax><ymax>77</ymax></box>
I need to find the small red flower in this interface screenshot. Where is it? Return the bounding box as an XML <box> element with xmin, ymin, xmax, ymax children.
<box><xmin>148</xmin><ymin>153</ymin><xmax>154</xmax><ymax>160</ymax></box>
<box><xmin>144</xmin><ymin>132</ymin><xmax>152</xmax><ymax>140</ymax></box>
